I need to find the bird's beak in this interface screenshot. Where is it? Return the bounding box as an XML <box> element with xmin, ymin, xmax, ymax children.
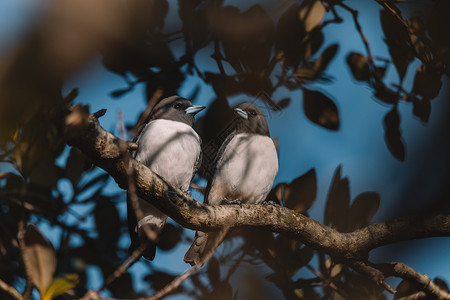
<box><xmin>234</xmin><ymin>108</ymin><xmax>248</xmax><ymax>120</ymax></box>
<box><xmin>185</xmin><ymin>105</ymin><xmax>206</xmax><ymax>115</ymax></box>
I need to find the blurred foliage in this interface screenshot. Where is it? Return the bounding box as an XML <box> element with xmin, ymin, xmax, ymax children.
<box><xmin>0</xmin><ymin>0</ymin><xmax>449</xmax><ymax>299</ymax></box>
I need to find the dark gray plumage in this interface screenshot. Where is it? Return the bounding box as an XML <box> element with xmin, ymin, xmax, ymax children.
<box><xmin>184</xmin><ymin>102</ymin><xmax>279</xmax><ymax>266</ymax></box>
<box><xmin>128</xmin><ymin>95</ymin><xmax>205</xmax><ymax>260</ymax></box>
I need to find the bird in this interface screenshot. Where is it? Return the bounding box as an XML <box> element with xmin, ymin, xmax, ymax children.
<box><xmin>127</xmin><ymin>95</ymin><xmax>205</xmax><ymax>260</ymax></box>
<box><xmin>184</xmin><ymin>102</ymin><xmax>279</xmax><ymax>266</ymax></box>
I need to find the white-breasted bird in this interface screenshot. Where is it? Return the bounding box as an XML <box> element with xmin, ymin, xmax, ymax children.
<box><xmin>128</xmin><ymin>95</ymin><xmax>205</xmax><ymax>260</ymax></box>
<box><xmin>184</xmin><ymin>102</ymin><xmax>279</xmax><ymax>266</ymax></box>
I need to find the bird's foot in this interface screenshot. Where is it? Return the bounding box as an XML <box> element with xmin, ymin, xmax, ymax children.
<box><xmin>220</xmin><ymin>198</ymin><xmax>243</xmax><ymax>208</ymax></box>
<box><xmin>182</xmin><ymin>190</ymin><xmax>192</xmax><ymax>197</ymax></box>
<box><xmin>263</xmin><ymin>199</ymin><xmax>280</xmax><ymax>206</ymax></box>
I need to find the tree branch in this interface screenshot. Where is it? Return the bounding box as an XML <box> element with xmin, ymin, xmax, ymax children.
<box><xmin>64</xmin><ymin>108</ymin><xmax>450</xmax><ymax>295</ymax></box>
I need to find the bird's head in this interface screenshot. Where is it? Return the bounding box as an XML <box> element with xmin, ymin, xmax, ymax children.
<box><xmin>233</xmin><ymin>102</ymin><xmax>270</xmax><ymax>136</ymax></box>
<box><xmin>150</xmin><ymin>96</ymin><xmax>205</xmax><ymax>126</ymax></box>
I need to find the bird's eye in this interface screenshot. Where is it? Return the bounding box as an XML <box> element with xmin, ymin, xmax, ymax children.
<box><xmin>250</xmin><ymin>111</ymin><xmax>257</xmax><ymax>116</ymax></box>
<box><xmin>174</xmin><ymin>103</ymin><xmax>182</xmax><ymax>109</ymax></box>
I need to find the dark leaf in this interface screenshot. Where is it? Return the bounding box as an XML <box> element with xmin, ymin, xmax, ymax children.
<box><xmin>23</xmin><ymin>224</ymin><xmax>56</xmax><ymax>294</ymax></box>
<box><xmin>77</xmin><ymin>173</ymin><xmax>110</xmax><ymax>193</ymax></box>
<box><xmin>346</xmin><ymin>52</ymin><xmax>370</xmax><ymax>82</ymax></box>
<box><xmin>303</xmin><ymin>29</ymin><xmax>324</xmax><ymax>61</ymax></box>
<box><xmin>65</xmin><ymin>148</ymin><xmax>85</xmax><ymax>186</ymax></box>
<box><xmin>272</xmin><ymin>183</ymin><xmax>289</xmax><ymax>204</ymax></box>
<box><xmin>433</xmin><ymin>278</ymin><xmax>449</xmax><ymax>293</ymax></box>
<box><xmin>374</xmin><ymin>85</ymin><xmax>399</xmax><ymax>104</ymax></box>
<box><xmin>210</xmin><ymin>280</ymin><xmax>233</xmax><ymax>300</ymax></box>
<box><xmin>94</xmin><ymin>197</ymin><xmax>121</xmax><ymax>245</ymax></box>
<box><xmin>110</xmin><ymin>86</ymin><xmax>134</xmax><ymax>98</ymax></box>
<box><xmin>380</xmin><ymin>9</ymin><xmax>414</xmax><ymax>80</ymax></box>
<box><xmin>207</xmin><ymin>257</ymin><xmax>221</xmax><ymax>286</ymax></box>
<box><xmin>348</xmin><ymin>192</ymin><xmax>380</xmax><ymax>230</ymax></box>
<box><xmin>383</xmin><ymin>107</ymin><xmax>406</xmax><ymax>161</ymax></box>
<box><xmin>274</xmin><ymin>98</ymin><xmax>291</xmax><ymax>111</ymax></box>
<box><xmin>412</xmin><ymin>65</ymin><xmax>442</xmax><ymax>100</ymax></box>
<box><xmin>426</xmin><ymin>1</ymin><xmax>450</xmax><ymax>48</ymax></box>
<box><xmin>412</xmin><ymin>98</ymin><xmax>431</xmax><ymax>123</ymax></box>
<box><xmin>314</xmin><ymin>44</ymin><xmax>339</xmax><ymax>73</ymax></box>
<box><xmin>324</xmin><ymin>165</ymin><xmax>350</xmax><ymax>230</ymax></box>
<box><xmin>63</xmin><ymin>88</ymin><xmax>79</xmax><ymax>105</ymax></box>
<box><xmin>303</xmin><ymin>88</ymin><xmax>340</xmax><ymax>130</ymax></box>
<box><xmin>145</xmin><ymin>271</ymin><xmax>177</xmax><ymax>292</ymax></box>
<box><xmin>157</xmin><ymin>223</ymin><xmax>182</xmax><ymax>251</ymax></box>
<box><xmin>294</xmin><ymin>245</ymin><xmax>315</xmax><ymax>267</ymax></box>
<box><xmin>394</xmin><ymin>279</ymin><xmax>418</xmax><ymax>299</ymax></box>
<box><xmin>284</xmin><ymin>169</ymin><xmax>317</xmax><ymax>213</ymax></box>
<box><xmin>275</xmin><ymin>4</ymin><xmax>306</xmax><ymax>66</ymax></box>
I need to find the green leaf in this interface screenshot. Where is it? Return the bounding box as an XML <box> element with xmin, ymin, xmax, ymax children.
<box><xmin>22</xmin><ymin>224</ymin><xmax>56</xmax><ymax>296</ymax></box>
<box><xmin>44</xmin><ymin>273</ymin><xmax>79</xmax><ymax>300</ymax></box>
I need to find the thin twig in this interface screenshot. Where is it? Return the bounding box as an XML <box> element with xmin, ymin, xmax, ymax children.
<box><xmin>374</xmin><ymin>0</ymin><xmax>408</xmax><ymax>28</ymax></box>
<box><xmin>118</xmin><ymin>110</ymin><xmax>158</xmax><ymax>243</ymax></box>
<box><xmin>0</xmin><ymin>278</ymin><xmax>23</xmax><ymax>300</ymax></box>
<box><xmin>146</xmin><ymin>223</ymin><xmax>232</xmax><ymax>300</ymax></box>
<box><xmin>338</xmin><ymin>3</ymin><xmax>375</xmax><ymax>72</ymax></box>
<box><xmin>377</xmin><ymin>262</ymin><xmax>450</xmax><ymax>299</ymax></box>
<box><xmin>99</xmin><ymin>241</ymin><xmax>150</xmax><ymax>293</ymax></box>
<box><xmin>18</xmin><ymin>220</ymin><xmax>33</xmax><ymax>300</ymax></box>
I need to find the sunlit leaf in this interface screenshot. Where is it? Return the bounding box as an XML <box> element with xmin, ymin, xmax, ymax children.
<box><xmin>23</xmin><ymin>224</ymin><xmax>56</xmax><ymax>296</ymax></box>
<box><xmin>383</xmin><ymin>107</ymin><xmax>405</xmax><ymax>161</ymax></box>
<box><xmin>303</xmin><ymin>88</ymin><xmax>340</xmax><ymax>130</ymax></box>
<box><xmin>299</xmin><ymin>0</ymin><xmax>326</xmax><ymax>32</ymax></box>
<box><xmin>44</xmin><ymin>273</ymin><xmax>79</xmax><ymax>300</ymax></box>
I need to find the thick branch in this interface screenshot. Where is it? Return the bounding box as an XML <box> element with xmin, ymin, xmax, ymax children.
<box><xmin>65</xmin><ymin>110</ymin><xmax>450</xmax><ymax>295</ymax></box>
<box><xmin>65</xmin><ymin>111</ymin><xmax>450</xmax><ymax>258</ymax></box>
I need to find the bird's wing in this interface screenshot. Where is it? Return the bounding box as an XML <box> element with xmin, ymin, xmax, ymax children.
<box><xmin>191</xmin><ymin>136</ymin><xmax>203</xmax><ymax>183</ymax></box>
<box><xmin>203</xmin><ymin>132</ymin><xmax>235</xmax><ymax>204</ymax></box>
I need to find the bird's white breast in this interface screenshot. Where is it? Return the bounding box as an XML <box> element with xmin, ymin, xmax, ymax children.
<box><xmin>208</xmin><ymin>133</ymin><xmax>278</xmax><ymax>205</ymax></box>
<box><xmin>134</xmin><ymin>119</ymin><xmax>201</xmax><ymax>191</ymax></box>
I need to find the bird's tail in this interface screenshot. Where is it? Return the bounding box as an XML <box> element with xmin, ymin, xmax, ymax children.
<box><xmin>184</xmin><ymin>230</ymin><xmax>227</xmax><ymax>266</ymax></box>
<box><xmin>127</xmin><ymin>195</ymin><xmax>167</xmax><ymax>260</ymax></box>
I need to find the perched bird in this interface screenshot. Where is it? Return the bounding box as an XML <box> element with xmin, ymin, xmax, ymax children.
<box><xmin>128</xmin><ymin>96</ymin><xmax>205</xmax><ymax>260</ymax></box>
<box><xmin>184</xmin><ymin>102</ymin><xmax>279</xmax><ymax>266</ymax></box>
